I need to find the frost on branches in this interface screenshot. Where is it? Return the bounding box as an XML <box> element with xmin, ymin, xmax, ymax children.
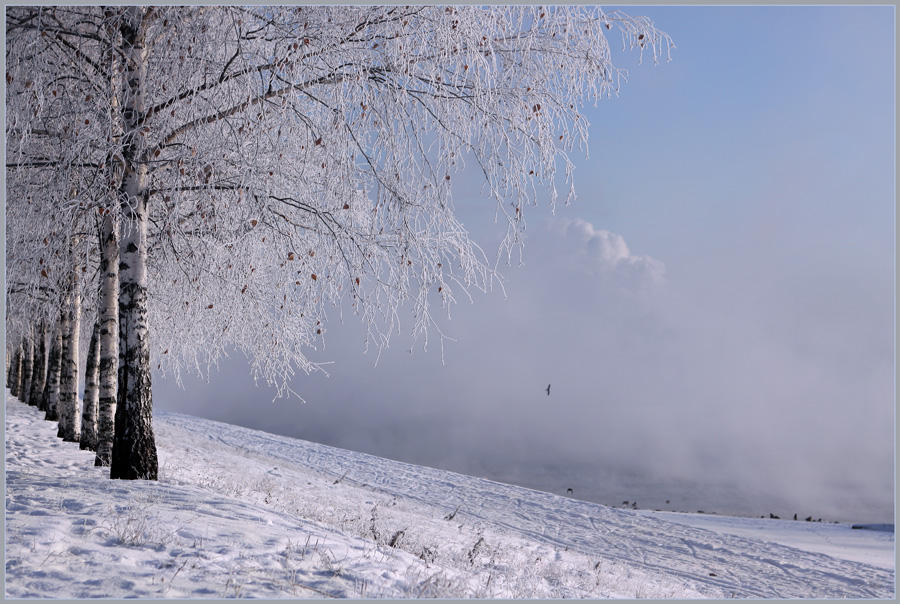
<box><xmin>6</xmin><ymin>6</ymin><xmax>672</xmax><ymax>479</ymax></box>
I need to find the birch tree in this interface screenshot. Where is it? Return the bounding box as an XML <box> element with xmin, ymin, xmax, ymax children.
<box><xmin>7</xmin><ymin>6</ymin><xmax>672</xmax><ymax>481</ymax></box>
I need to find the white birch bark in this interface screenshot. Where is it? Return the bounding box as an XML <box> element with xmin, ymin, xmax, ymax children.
<box><xmin>80</xmin><ymin>320</ymin><xmax>101</xmax><ymax>451</ymax></box>
<box><xmin>58</xmin><ymin>270</ymin><xmax>82</xmax><ymax>442</ymax></box>
<box><xmin>95</xmin><ymin>18</ymin><xmax>123</xmax><ymax>467</ymax></box>
<box><xmin>95</xmin><ymin>212</ymin><xmax>120</xmax><ymax>466</ymax></box>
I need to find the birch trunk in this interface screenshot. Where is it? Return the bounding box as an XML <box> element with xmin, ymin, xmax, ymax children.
<box><xmin>111</xmin><ymin>7</ymin><xmax>158</xmax><ymax>480</ymax></box>
<box><xmin>113</xmin><ymin>189</ymin><xmax>158</xmax><ymax>479</ymax></box>
<box><xmin>9</xmin><ymin>343</ymin><xmax>23</xmax><ymax>397</ymax></box>
<box><xmin>95</xmin><ymin>213</ymin><xmax>120</xmax><ymax>467</ymax></box>
<box><xmin>42</xmin><ymin>321</ymin><xmax>62</xmax><ymax>421</ymax></box>
<box><xmin>56</xmin><ymin>303</ymin><xmax>71</xmax><ymax>435</ymax></box>
<box><xmin>28</xmin><ymin>321</ymin><xmax>47</xmax><ymax>408</ymax></box>
<box><xmin>20</xmin><ymin>331</ymin><xmax>34</xmax><ymax>405</ymax></box>
<box><xmin>58</xmin><ymin>273</ymin><xmax>82</xmax><ymax>443</ymax></box>
<box><xmin>80</xmin><ymin>320</ymin><xmax>101</xmax><ymax>451</ymax></box>
<box><xmin>96</xmin><ymin>17</ymin><xmax>122</xmax><ymax>467</ymax></box>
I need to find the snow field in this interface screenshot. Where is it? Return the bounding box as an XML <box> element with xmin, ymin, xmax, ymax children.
<box><xmin>5</xmin><ymin>392</ymin><xmax>895</xmax><ymax>598</ymax></box>
<box><xmin>154</xmin><ymin>412</ymin><xmax>700</xmax><ymax>598</ymax></box>
<box><xmin>4</xmin><ymin>393</ymin><xmax>702</xmax><ymax>598</ymax></box>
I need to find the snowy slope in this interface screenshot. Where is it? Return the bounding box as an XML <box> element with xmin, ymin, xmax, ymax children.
<box><xmin>5</xmin><ymin>392</ymin><xmax>895</xmax><ymax>598</ymax></box>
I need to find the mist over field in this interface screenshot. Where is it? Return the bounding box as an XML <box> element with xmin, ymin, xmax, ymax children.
<box><xmin>155</xmin><ymin>216</ymin><xmax>894</xmax><ymax>525</ymax></box>
<box><xmin>152</xmin><ymin>5</ymin><xmax>895</xmax><ymax>526</ymax></box>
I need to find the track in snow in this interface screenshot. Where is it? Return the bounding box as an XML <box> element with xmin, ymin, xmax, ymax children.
<box><xmin>159</xmin><ymin>410</ymin><xmax>895</xmax><ymax>599</ymax></box>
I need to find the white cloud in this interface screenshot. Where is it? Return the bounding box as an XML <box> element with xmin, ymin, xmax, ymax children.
<box><xmin>525</xmin><ymin>217</ymin><xmax>665</xmax><ymax>293</ymax></box>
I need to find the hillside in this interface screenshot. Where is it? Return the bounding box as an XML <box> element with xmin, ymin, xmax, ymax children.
<box><xmin>5</xmin><ymin>392</ymin><xmax>894</xmax><ymax>598</ymax></box>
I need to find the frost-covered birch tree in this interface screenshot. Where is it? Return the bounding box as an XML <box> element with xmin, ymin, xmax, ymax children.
<box><xmin>6</xmin><ymin>6</ymin><xmax>671</xmax><ymax>481</ymax></box>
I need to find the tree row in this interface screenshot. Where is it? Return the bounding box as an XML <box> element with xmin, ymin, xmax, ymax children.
<box><xmin>6</xmin><ymin>6</ymin><xmax>670</xmax><ymax>480</ymax></box>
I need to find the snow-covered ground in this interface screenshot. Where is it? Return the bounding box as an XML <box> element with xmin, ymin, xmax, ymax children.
<box><xmin>5</xmin><ymin>392</ymin><xmax>895</xmax><ymax>598</ymax></box>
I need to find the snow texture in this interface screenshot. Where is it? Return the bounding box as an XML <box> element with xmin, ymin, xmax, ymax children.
<box><xmin>5</xmin><ymin>391</ymin><xmax>894</xmax><ymax>598</ymax></box>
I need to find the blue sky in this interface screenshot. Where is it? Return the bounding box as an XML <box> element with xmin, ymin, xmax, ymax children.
<box><xmin>156</xmin><ymin>5</ymin><xmax>895</xmax><ymax>522</ymax></box>
<box><xmin>578</xmin><ymin>5</ymin><xmax>894</xmax><ymax>264</ymax></box>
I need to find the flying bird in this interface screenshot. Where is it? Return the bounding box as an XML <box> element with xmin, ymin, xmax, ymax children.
<box><xmin>546</xmin><ymin>384</ymin><xmax>551</xmax><ymax>396</ymax></box>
